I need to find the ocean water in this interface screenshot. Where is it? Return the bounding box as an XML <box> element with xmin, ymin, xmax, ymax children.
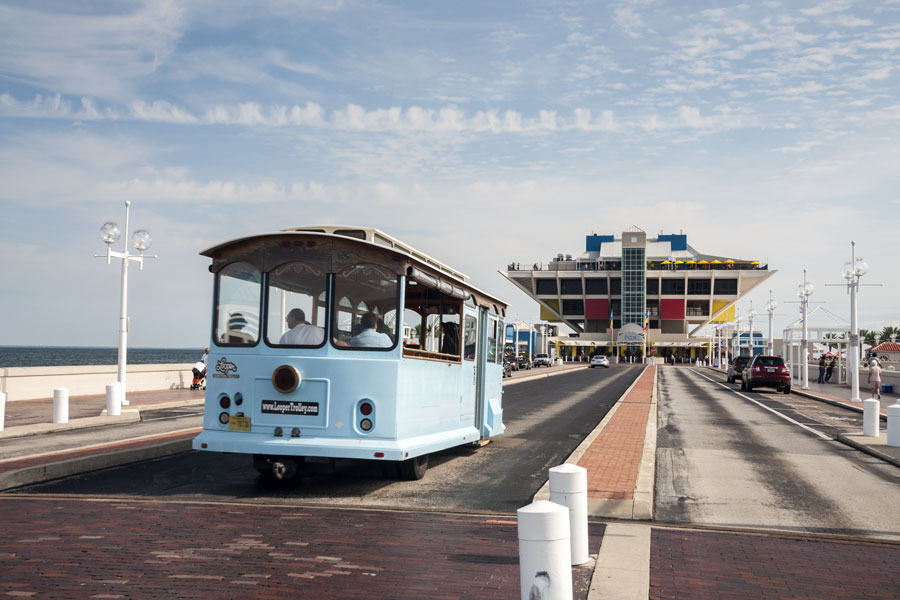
<box><xmin>0</xmin><ymin>346</ymin><xmax>205</xmax><ymax>368</ymax></box>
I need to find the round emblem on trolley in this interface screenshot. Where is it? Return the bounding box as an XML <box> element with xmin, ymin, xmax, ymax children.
<box><xmin>272</xmin><ymin>365</ymin><xmax>301</xmax><ymax>394</ymax></box>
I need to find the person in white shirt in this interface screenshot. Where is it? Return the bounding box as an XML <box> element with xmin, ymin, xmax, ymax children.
<box><xmin>201</xmin><ymin>347</ymin><xmax>209</xmax><ymax>367</ymax></box>
<box><xmin>279</xmin><ymin>308</ymin><xmax>325</xmax><ymax>345</ymax></box>
<box><xmin>350</xmin><ymin>312</ymin><xmax>393</xmax><ymax>348</ymax></box>
<box><xmin>868</xmin><ymin>359</ymin><xmax>883</xmax><ymax>400</ymax></box>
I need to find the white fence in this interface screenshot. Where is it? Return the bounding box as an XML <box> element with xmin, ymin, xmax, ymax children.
<box><xmin>0</xmin><ymin>364</ymin><xmax>194</xmax><ymax>401</ymax></box>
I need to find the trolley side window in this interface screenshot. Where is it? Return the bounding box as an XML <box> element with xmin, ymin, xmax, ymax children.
<box><xmin>402</xmin><ymin>283</ymin><xmax>462</xmax><ymax>362</ymax></box>
<box><xmin>215</xmin><ymin>262</ymin><xmax>262</xmax><ymax>346</ymax></box>
<box><xmin>266</xmin><ymin>262</ymin><xmax>327</xmax><ymax>347</ymax></box>
<box><xmin>331</xmin><ymin>264</ymin><xmax>399</xmax><ymax>350</ymax></box>
<box><xmin>486</xmin><ymin>317</ymin><xmax>498</xmax><ymax>363</ymax></box>
<box><xmin>463</xmin><ymin>314</ymin><xmax>477</xmax><ymax>361</ymax></box>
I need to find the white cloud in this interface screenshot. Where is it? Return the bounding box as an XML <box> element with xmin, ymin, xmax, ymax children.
<box><xmin>0</xmin><ymin>1</ymin><xmax>186</xmax><ymax>101</ymax></box>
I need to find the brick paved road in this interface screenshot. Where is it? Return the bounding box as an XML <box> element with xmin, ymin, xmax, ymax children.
<box><xmin>0</xmin><ymin>497</ymin><xmax>603</xmax><ymax>599</ymax></box>
<box><xmin>651</xmin><ymin>528</ymin><xmax>900</xmax><ymax>600</ymax></box>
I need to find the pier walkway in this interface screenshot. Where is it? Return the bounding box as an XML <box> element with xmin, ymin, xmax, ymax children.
<box><xmin>0</xmin><ymin>364</ymin><xmax>898</xmax><ymax>599</ymax></box>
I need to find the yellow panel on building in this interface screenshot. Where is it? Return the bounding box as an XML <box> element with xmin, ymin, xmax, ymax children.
<box><xmin>711</xmin><ymin>301</ymin><xmax>734</xmax><ymax>323</ymax></box>
<box><xmin>540</xmin><ymin>300</ymin><xmax>561</xmax><ymax>321</ymax></box>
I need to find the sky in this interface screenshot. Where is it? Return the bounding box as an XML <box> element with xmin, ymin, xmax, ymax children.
<box><xmin>1</xmin><ymin>0</ymin><xmax>898</xmax><ymax>349</ymax></box>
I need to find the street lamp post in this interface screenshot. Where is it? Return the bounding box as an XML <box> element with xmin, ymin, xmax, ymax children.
<box><xmin>797</xmin><ymin>270</ymin><xmax>814</xmax><ymax>390</ymax></box>
<box><xmin>766</xmin><ymin>291</ymin><xmax>778</xmax><ymax>356</ymax></box>
<box><xmin>95</xmin><ymin>201</ymin><xmax>156</xmax><ymax>405</ymax></box>
<box><xmin>841</xmin><ymin>241</ymin><xmax>868</xmax><ymax>402</ymax></box>
<box><xmin>747</xmin><ymin>303</ymin><xmax>757</xmax><ymax>357</ymax></box>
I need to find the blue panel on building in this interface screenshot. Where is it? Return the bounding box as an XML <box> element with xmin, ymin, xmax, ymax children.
<box><xmin>658</xmin><ymin>234</ymin><xmax>687</xmax><ymax>251</ymax></box>
<box><xmin>586</xmin><ymin>235</ymin><xmax>615</xmax><ymax>251</ymax></box>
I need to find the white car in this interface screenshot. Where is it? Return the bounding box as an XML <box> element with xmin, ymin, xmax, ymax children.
<box><xmin>589</xmin><ymin>355</ymin><xmax>610</xmax><ymax>368</ymax></box>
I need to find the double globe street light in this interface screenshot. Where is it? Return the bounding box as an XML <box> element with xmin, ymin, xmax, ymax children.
<box><xmin>96</xmin><ymin>201</ymin><xmax>156</xmax><ymax>405</ymax></box>
<box><xmin>797</xmin><ymin>271</ymin><xmax>814</xmax><ymax>390</ymax></box>
<box><xmin>766</xmin><ymin>291</ymin><xmax>778</xmax><ymax>356</ymax></box>
<box><xmin>841</xmin><ymin>241</ymin><xmax>868</xmax><ymax>402</ymax></box>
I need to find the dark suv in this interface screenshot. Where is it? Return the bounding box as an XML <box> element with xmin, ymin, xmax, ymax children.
<box><xmin>741</xmin><ymin>355</ymin><xmax>791</xmax><ymax>394</ymax></box>
<box><xmin>726</xmin><ymin>355</ymin><xmax>751</xmax><ymax>383</ymax></box>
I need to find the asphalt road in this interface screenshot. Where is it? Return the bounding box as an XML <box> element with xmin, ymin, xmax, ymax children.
<box><xmin>655</xmin><ymin>367</ymin><xmax>900</xmax><ymax>541</ymax></box>
<box><xmin>16</xmin><ymin>365</ymin><xmax>643</xmax><ymax>514</ymax></box>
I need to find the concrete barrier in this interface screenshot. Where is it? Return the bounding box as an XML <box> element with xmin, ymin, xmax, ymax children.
<box><xmin>0</xmin><ymin>364</ymin><xmax>194</xmax><ymax>401</ymax></box>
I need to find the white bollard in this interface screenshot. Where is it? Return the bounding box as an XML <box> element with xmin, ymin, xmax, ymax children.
<box><xmin>517</xmin><ymin>500</ymin><xmax>572</xmax><ymax>600</ymax></box>
<box><xmin>549</xmin><ymin>463</ymin><xmax>589</xmax><ymax>565</ymax></box>
<box><xmin>53</xmin><ymin>387</ymin><xmax>69</xmax><ymax>424</ymax></box>
<box><xmin>0</xmin><ymin>392</ymin><xmax>6</xmax><ymax>432</ymax></box>
<box><xmin>106</xmin><ymin>382</ymin><xmax>122</xmax><ymax>417</ymax></box>
<box><xmin>887</xmin><ymin>404</ymin><xmax>900</xmax><ymax>447</ymax></box>
<box><xmin>863</xmin><ymin>398</ymin><xmax>879</xmax><ymax>437</ymax></box>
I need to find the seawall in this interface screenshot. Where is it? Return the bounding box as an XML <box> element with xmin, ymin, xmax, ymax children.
<box><xmin>0</xmin><ymin>364</ymin><xmax>195</xmax><ymax>401</ymax></box>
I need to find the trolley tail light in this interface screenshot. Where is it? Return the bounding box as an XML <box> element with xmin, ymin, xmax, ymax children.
<box><xmin>357</xmin><ymin>399</ymin><xmax>375</xmax><ymax>433</ymax></box>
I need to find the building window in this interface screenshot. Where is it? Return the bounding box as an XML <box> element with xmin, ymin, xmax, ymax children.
<box><xmin>646</xmin><ymin>278</ymin><xmax>659</xmax><ymax>295</ymax></box>
<box><xmin>536</xmin><ymin>279</ymin><xmax>557</xmax><ymax>295</ymax></box>
<box><xmin>661</xmin><ymin>320</ymin><xmax>686</xmax><ymax>334</ymax></box>
<box><xmin>585</xmin><ymin>278</ymin><xmax>607</xmax><ymax>295</ymax></box>
<box><xmin>686</xmin><ymin>300</ymin><xmax>709</xmax><ymax>316</ymax></box>
<box><xmin>560</xmin><ymin>278</ymin><xmax>583</xmax><ymax>295</ymax></box>
<box><xmin>661</xmin><ymin>279</ymin><xmax>685</xmax><ymax>295</ymax></box>
<box><xmin>687</xmin><ymin>279</ymin><xmax>711</xmax><ymax>295</ymax></box>
<box><xmin>714</xmin><ymin>278</ymin><xmax>738</xmax><ymax>295</ymax></box>
<box><xmin>646</xmin><ymin>300</ymin><xmax>659</xmax><ymax>316</ymax></box>
<box><xmin>610</xmin><ymin>278</ymin><xmax>621</xmax><ymax>295</ymax></box>
<box><xmin>562</xmin><ymin>299</ymin><xmax>584</xmax><ymax>315</ymax></box>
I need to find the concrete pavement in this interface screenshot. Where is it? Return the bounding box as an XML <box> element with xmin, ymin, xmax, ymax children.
<box><xmin>1</xmin><ymin>363</ymin><xmax>899</xmax><ymax>599</ymax></box>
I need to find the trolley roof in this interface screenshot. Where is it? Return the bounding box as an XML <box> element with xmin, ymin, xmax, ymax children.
<box><xmin>200</xmin><ymin>225</ymin><xmax>508</xmax><ymax>311</ymax></box>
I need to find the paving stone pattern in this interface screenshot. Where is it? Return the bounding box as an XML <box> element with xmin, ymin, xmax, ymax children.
<box><xmin>577</xmin><ymin>366</ymin><xmax>654</xmax><ymax>500</ymax></box>
<box><xmin>651</xmin><ymin>528</ymin><xmax>900</xmax><ymax>600</ymax></box>
<box><xmin>0</xmin><ymin>498</ymin><xmax>603</xmax><ymax>599</ymax></box>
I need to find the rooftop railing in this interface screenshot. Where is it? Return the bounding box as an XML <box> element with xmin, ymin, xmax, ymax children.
<box><xmin>508</xmin><ymin>260</ymin><xmax>768</xmax><ymax>272</ymax></box>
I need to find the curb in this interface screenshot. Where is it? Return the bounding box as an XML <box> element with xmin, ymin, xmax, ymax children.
<box><xmin>0</xmin><ymin>436</ymin><xmax>195</xmax><ymax>492</ymax></box>
<box><xmin>792</xmin><ymin>389</ymin><xmax>888</xmax><ymax>421</ymax></box>
<box><xmin>0</xmin><ymin>399</ymin><xmax>205</xmax><ymax>440</ymax></box>
<box><xmin>836</xmin><ymin>433</ymin><xmax>900</xmax><ymax>469</ymax></box>
<box><xmin>503</xmin><ymin>365</ymin><xmax>589</xmax><ymax>386</ymax></box>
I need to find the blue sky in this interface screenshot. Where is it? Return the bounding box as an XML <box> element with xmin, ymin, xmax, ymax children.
<box><xmin>1</xmin><ymin>0</ymin><xmax>898</xmax><ymax>348</ymax></box>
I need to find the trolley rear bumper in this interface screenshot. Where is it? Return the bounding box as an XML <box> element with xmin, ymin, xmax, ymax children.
<box><xmin>192</xmin><ymin>426</ymin><xmax>482</xmax><ymax>462</ymax></box>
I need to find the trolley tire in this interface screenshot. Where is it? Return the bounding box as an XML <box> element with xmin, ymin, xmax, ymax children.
<box><xmin>400</xmin><ymin>454</ymin><xmax>429</xmax><ymax>480</ymax></box>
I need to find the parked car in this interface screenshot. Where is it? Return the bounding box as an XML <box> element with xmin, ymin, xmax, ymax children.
<box><xmin>502</xmin><ymin>357</ymin><xmax>512</xmax><ymax>378</ymax></box>
<box><xmin>533</xmin><ymin>353</ymin><xmax>552</xmax><ymax>367</ymax></box>
<box><xmin>517</xmin><ymin>355</ymin><xmax>532</xmax><ymax>370</ymax></box>
<box><xmin>589</xmin><ymin>355</ymin><xmax>610</xmax><ymax>368</ymax></box>
<box><xmin>726</xmin><ymin>355</ymin><xmax>751</xmax><ymax>383</ymax></box>
<box><xmin>741</xmin><ymin>355</ymin><xmax>791</xmax><ymax>394</ymax></box>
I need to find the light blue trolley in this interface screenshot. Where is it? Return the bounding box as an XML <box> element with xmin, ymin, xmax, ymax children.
<box><xmin>192</xmin><ymin>226</ymin><xmax>507</xmax><ymax>480</ymax></box>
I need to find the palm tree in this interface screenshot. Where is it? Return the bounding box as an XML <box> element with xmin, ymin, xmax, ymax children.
<box><xmin>880</xmin><ymin>325</ymin><xmax>898</xmax><ymax>344</ymax></box>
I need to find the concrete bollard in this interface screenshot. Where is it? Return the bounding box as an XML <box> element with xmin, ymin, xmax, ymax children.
<box><xmin>0</xmin><ymin>392</ymin><xmax>6</xmax><ymax>432</ymax></box>
<box><xmin>549</xmin><ymin>463</ymin><xmax>589</xmax><ymax>565</ymax></box>
<box><xmin>53</xmin><ymin>387</ymin><xmax>69</xmax><ymax>424</ymax></box>
<box><xmin>887</xmin><ymin>404</ymin><xmax>900</xmax><ymax>447</ymax></box>
<box><xmin>862</xmin><ymin>398</ymin><xmax>879</xmax><ymax>437</ymax></box>
<box><xmin>106</xmin><ymin>382</ymin><xmax>122</xmax><ymax>417</ymax></box>
<box><xmin>517</xmin><ymin>500</ymin><xmax>572</xmax><ymax>600</ymax></box>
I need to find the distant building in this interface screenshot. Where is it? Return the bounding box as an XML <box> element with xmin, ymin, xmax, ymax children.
<box><xmin>501</xmin><ymin>226</ymin><xmax>776</xmax><ymax>361</ymax></box>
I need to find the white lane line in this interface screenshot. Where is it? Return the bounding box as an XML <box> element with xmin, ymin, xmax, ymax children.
<box><xmin>692</xmin><ymin>370</ymin><xmax>832</xmax><ymax>441</ymax></box>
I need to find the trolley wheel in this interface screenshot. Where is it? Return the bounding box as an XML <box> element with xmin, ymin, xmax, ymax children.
<box><xmin>400</xmin><ymin>454</ymin><xmax>429</xmax><ymax>480</ymax></box>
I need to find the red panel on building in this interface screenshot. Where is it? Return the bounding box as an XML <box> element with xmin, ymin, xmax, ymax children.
<box><xmin>660</xmin><ymin>298</ymin><xmax>685</xmax><ymax>319</ymax></box>
<box><xmin>584</xmin><ymin>298</ymin><xmax>610</xmax><ymax>320</ymax></box>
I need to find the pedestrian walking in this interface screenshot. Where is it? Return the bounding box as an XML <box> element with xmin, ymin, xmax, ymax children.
<box><xmin>817</xmin><ymin>356</ymin><xmax>825</xmax><ymax>384</ymax></box>
<box><xmin>824</xmin><ymin>358</ymin><xmax>834</xmax><ymax>383</ymax></box>
<box><xmin>868</xmin><ymin>360</ymin><xmax>883</xmax><ymax>399</ymax></box>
